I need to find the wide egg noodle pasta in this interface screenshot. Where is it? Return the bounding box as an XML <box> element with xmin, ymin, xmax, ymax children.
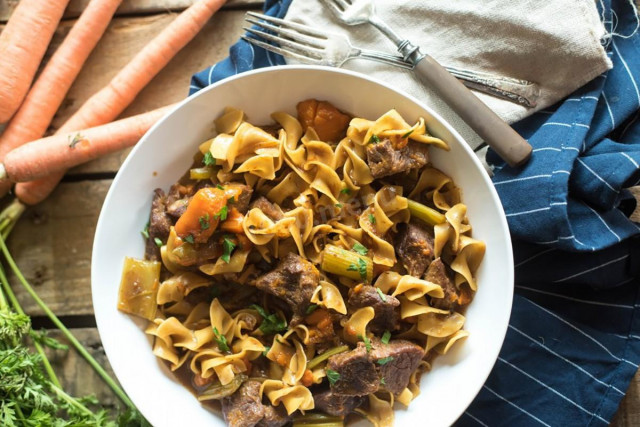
<box><xmin>408</xmin><ymin>166</ymin><xmax>460</xmax><ymax>211</ymax></box>
<box><xmin>355</xmin><ymin>394</ymin><xmax>394</xmax><ymax>427</ymax></box>
<box><xmin>310</xmin><ymin>280</ymin><xmax>347</xmax><ymax>315</ymax></box>
<box><xmin>343</xmin><ymin>306</ymin><xmax>375</xmax><ymax>344</ymax></box>
<box><xmin>260</xmin><ymin>380</ymin><xmax>314</xmax><ymax>415</ymax></box>
<box><xmin>375</xmin><ymin>271</ymin><xmax>443</xmax><ymax>300</ymax></box>
<box><xmin>451</xmin><ymin>235</ymin><xmax>486</xmax><ymax>291</ymax></box>
<box><xmin>214</xmin><ymin>106</ymin><xmax>244</xmax><ymax>134</ymax></box>
<box><xmin>425</xmin><ymin>330</ymin><xmax>470</xmax><ymax>355</ymax></box>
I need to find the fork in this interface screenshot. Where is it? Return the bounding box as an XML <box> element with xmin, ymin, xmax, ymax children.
<box><xmin>319</xmin><ymin>0</ymin><xmax>533</xmax><ymax>167</ymax></box>
<box><xmin>242</xmin><ymin>12</ymin><xmax>538</xmax><ymax>108</ymax></box>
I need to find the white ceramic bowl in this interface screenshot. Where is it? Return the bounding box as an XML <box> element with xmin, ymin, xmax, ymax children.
<box><xmin>92</xmin><ymin>65</ymin><xmax>513</xmax><ymax>427</ymax></box>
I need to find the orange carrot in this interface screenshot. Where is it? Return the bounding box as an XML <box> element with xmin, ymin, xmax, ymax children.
<box><xmin>220</xmin><ymin>208</ymin><xmax>245</xmax><ymax>234</ymax></box>
<box><xmin>15</xmin><ymin>0</ymin><xmax>226</xmax><ymax>206</ymax></box>
<box><xmin>0</xmin><ymin>0</ymin><xmax>123</xmax><ymax>198</ymax></box>
<box><xmin>175</xmin><ymin>187</ymin><xmax>229</xmax><ymax>243</ymax></box>
<box><xmin>0</xmin><ymin>0</ymin><xmax>70</xmax><ymax>123</ymax></box>
<box><xmin>0</xmin><ymin>105</ymin><xmax>175</xmax><ymax>184</ymax></box>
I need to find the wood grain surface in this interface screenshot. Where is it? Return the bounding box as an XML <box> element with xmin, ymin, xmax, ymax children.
<box><xmin>0</xmin><ymin>0</ymin><xmax>639</xmax><ymax>424</ymax></box>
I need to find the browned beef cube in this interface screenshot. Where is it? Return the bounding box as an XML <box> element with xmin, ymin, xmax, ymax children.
<box><xmin>366</xmin><ymin>139</ymin><xmax>429</xmax><ymax>179</ymax></box>
<box><xmin>258</xmin><ymin>405</ymin><xmax>290</xmax><ymax>427</ymax></box>
<box><xmin>253</xmin><ymin>253</ymin><xmax>319</xmax><ymax>319</ymax></box>
<box><xmin>221</xmin><ymin>380</ymin><xmax>265</xmax><ymax>427</ymax></box>
<box><xmin>348</xmin><ymin>285</ymin><xmax>400</xmax><ymax>333</ymax></box>
<box><xmin>314</xmin><ymin>389</ymin><xmax>365</xmax><ymax>416</ymax></box>
<box><xmin>250</xmin><ymin>196</ymin><xmax>284</xmax><ymax>221</ymax></box>
<box><xmin>395</xmin><ymin>222</ymin><xmax>435</xmax><ymax>278</ymax></box>
<box><xmin>145</xmin><ymin>188</ymin><xmax>173</xmax><ymax>261</ymax></box>
<box><xmin>326</xmin><ymin>343</ymin><xmax>379</xmax><ymax>396</ymax></box>
<box><xmin>228</xmin><ymin>183</ymin><xmax>253</xmax><ymax>214</ymax></box>
<box><xmin>370</xmin><ymin>338</ymin><xmax>425</xmax><ymax>394</ymax></box>
<box><xmin>426</xmin><ymin>258</ymin><xmax>459</xmax><ymax>310</ymax></box>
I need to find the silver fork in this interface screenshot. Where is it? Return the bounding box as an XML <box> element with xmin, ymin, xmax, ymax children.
<box><xmin>241</xmin><ymin>12</ymin><xmax>538</xmax><ymax>108</ymax></box>
<box><xmin>319</xmin><ymin>0</ymin><xmax>533</xmax><ymax>167</ymax></box>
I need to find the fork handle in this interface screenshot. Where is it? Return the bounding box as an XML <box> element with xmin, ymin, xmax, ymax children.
<box><xmin>414</xmin><ymin>55</ymin><xmax>532</xmax><ymax>167</ymax></box>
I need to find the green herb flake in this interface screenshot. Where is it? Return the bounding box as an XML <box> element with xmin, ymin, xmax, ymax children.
<box><xmin>326</xmin><ymin>369</ymin><xmax>341</xmax><ymax>386</ymax></box>
<box><xmin>199</xmin><ymin>213</ymin><xmax>210</xmax><ymax>230</ymax></box>
<box><xmin>352</xmin><ymin>242</ymin><xmax>368</xmax><ymax>256</ymax></box>
<box><xmin>335</xmin><ymin>203</ymin><xmax>343</xmax><ymax>208</ymax></box>
<box><xmin>381</xmin><ymin>330</ymin><xmax>392</xmax><ymax>345</ymax></box>
<box><xmin>141</xmin><ymin>221</ymin><xmax>150</xmax><ymax>239</ymax></box>
<box><xmin>306</xmin><ymin>304</ymin><xmax>319</xmax><ymax>315</ymax></box>
<box><xmin>377</xmin><ymin>356</ymin><xmax>394</xmax><ymax>365</ymax></box>
<box><xmin>203</xmin><ymin>151</ymin><xmax>215</xmax><ymax>166</ymax></box>
<box><xmin>228</xmin><ymin>196</ymin><xmax>236</xmax><ymax>204</ymax></box>
<box><xmin>250</xmin><ymin>304</ymin><xmax>288</xmax><ymax>335</ymax></box>
<box><xmin>263</xmin><ymin>346</ymin><xmax>271</xmax><ymax>357</ymax></box>
<box><xmin>154</xmin><ymin>237</ymin><xmax>163</xmax><ymax>247</ymax></box>
<box><xmin>376</xmin><ymin>287</ymin><xmax>387</xmax><ymax>302</ymax></box>
<box><xmin>68</xmin><ymin>133</ymin><xmax>85</xmax><ymax>148</ymax></box>
<box><xmin>221</xmin><ymin>236</ymin><xmax>237</xmax><ymax>263</ymax></box>
<box><xmin>380</xmin><ymin>377</ymin><xmax>386</xmax><ymax>385</ymax></box>
<box><xmin>358</xmin><ymin>257</ymin><xmax>368</xmax><ymax>281</ymax></box>
<box><xmin>347</xmin><ymin>263</ymin><xmax>358</xmax><ymax>272</ymax></box>
<box><xmin>369</xmin><ymin>134</ymin><xmax>381</xmax><ymax>144</ymax></box>
<box><xmin>368</xmin><ymin>213</ymin><xmax>376</xmax><ymax>224</ymax></box>
<box><xmin>402</xmin><ymin>129</ymin><xmax>415</xmax><ymax>139</ymax></box>
<box><xmin>340</xmin><ymin>188</ymin><xmax>351</xmax><ymax>195</ymax></box>
<box><xmin>213</xmin><ymin>327</ymin><xmax>230</xmax><ymax>352</ymax></box>
<box><xmin>214</xmin><ymin>205</ymin><xmax>228</xmax><ymax>221</ymax></box>
<box><xmin>184</xmin><ymin>234</ymin><xmax>195</xmax><ymax>244</ymax></box>
<box><xmin>216</xmin><ymin>184</ymin><xmax>225</xmax><ymax>190</ymax></box>
<box><xmin>358</xmin><ymin>334</ymin><xmax>372</xmax><ymax>352</ymax></box>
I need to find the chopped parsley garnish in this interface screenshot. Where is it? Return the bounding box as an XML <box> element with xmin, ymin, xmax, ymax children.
<box><xmin>154</xmin><ymin>237</ymin><xmax>163</xmax><ymax>247</ymax></box>
<box><xmin>213</xmin><ymin>327</ymin><xmax>230</xmax><ymax>352</ymax></box>
<box><xmin>216</xmin><ymin>184</ymin><xmax>225</xmax><ymax>190</ymax></box>
<box><xmin>250</xmin><ymin>304</ymin><xmax>288</xmax><ymax>335</ymax></box>
<box><xmin>376</xmin><ymin>287</ymin><xmax>387</xmax><ymax>302</ymax></box>
<box><xmin>402</xmin><ymin>129</ymin><xmax>414</xmax><ymax>139</ymax></box>
<box><xmin>381</xmin><ymin>330</ymin><xmax>392</xmax><ymax>345</ymax></box>
<box><xmin>263</xmin><ymin>346</ymin><xmax>271</xmax><ymax>357</ymax></box>
<box><xmin>214</xmin><ymin>205</ymin><xmax>228</xmax><ymax>221</ymax></box>
<box><xmin>352</xmin><ymin>242</ymin><xmax>368</xmax><ymax>255</ymax></box>
<box><xmin>221</xmin><ymin>236</ymin><xmax>237</xmax><ymax>263</ymax></box>
<box><xmin>141</xmin><ymin>221</ymin><xmax>150</xmax><ymax>239</ymax></box>
<box><xmin>368</xmin><ymin>213</ymin><xmax>376</xmax><ymax>224</ymax></box>
<box><xmin>335</xmin><ymin>203</ymin><xmax>343</xmax><ymax>208</ymax></box>
<box><xmin>358</xmin><ymin>334</ymin><xmax>372</xmax><ymax>352</ymax></box>
<box><xmin>199</xmin><ymin>213</ymin><xmax>210</xmax><ymax>230</ymax></box>
<box><xmin>326</xmin><ymin>369</ymin><xmax>341</xmax><ymax>386</ymax></box>
<box><xmin>377</xmin><ymin>356</ymin><xmax>394</xmax><ymax>365</ymax></box>
<box><xmin>228</xmin><ymin>196</ymin><xmax>236</xmax><ymax>204</ymax></box>
<box><xmin>369</xmin><ymin>134</ymin><xmax>381</xmax><ymax>144</ymax></box>
<box><xmin>68</xmin><ymin>133</ymin><xmax>84</xmax><ymax>148</ymax></box>
<box><xmin>340</xmin><ymin>188</ymin><xmax>351</xmax><ymax>195</ymax></box>
<box><xmin>380</xmin><ymin>377</ymin><xmax>386</xmax><ymax>385</ymax></box>
<box><xmin>357</xmin><ymin>257</ymin><xmax>368</xmax><ymax>281</ymax></box>
<box><xmin>184</xmin><ymin>234</ymin><xmax>195</xmax><ymax>244</ymax></box>
<box><xmin>203</xmin><ymin>151</ymin><xmax>215</xmax><ymax>166</ymax></box>
<box><xmin>306</xmin><ymin>304</ymin><xmax>319</xmax><ymax>315</ymax></box>
<box><xmin>347</xmin><ymin>263</ymin><xmax>358</xmax><ymax>272</ymax></box>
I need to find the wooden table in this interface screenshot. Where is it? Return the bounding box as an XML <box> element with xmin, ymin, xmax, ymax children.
<box><xmin>1</xmin><ymin>0</ymin><xmax>639</xmax><ymax>424</ymax></box>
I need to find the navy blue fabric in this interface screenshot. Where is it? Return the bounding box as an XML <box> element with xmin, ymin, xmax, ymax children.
<box><xmin>191</xmin><ymin>0</ymin><xmax>640</xmax><ymax>425</ymax></box>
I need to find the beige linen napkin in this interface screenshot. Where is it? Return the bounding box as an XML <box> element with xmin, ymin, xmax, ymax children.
<box><xmin>284</xmin><ymin>0</ymin><xmax>612</xmax><ymax>149</ymax></box>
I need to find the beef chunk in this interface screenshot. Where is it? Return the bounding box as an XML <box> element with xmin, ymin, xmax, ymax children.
<box><xmin>145</xmin><ymin>189</ymin><xmax>173</xmax><ymax>261</ymax></box>
<box><xmin>253</xmin><ymin>253</ymin><xmax>319</xmax><ymax>320</ymax></box>
<box><xmin>370</xmin><ymin>339</ymin><xmax>424</xmax><ymax>394</ymax></box>
<box><xmin>250</xmin><ymin>196</ymin><xmax>284</xmax><ymax>221</ymax></box>
<box><xmin>314</xmin><ymin>389</ymin><xmax>365</xmax><ymax>416</ymax></box>
<box><xmin>426</xmin><ymin>258</ymin><xmax>459</xmax><ymax>310</ymax></box>
<box><xmin>348</xmin><ymin>285</ymin><xmax>400</xmax><ymax>333</ymax></box>
<box><xmin>326</xmin><ymin>343</ymin><xmax>379</xmax><ymax>396</ymax></box>
<box><xmin>394</xmin><ymin>221</ymin><xmax>434</xmax><ymax>278</ymax></box>
<box><xmin>221</xmin><ymin>380</ymin><xmax>265</xmax><ymax>427</ymax></box>
<box><xmin>227</xmin><ymin>183</ymin><xmax>253</xmax><ymax>214</ymax></box>
<box><xmin>366</xmin><ymin>139</ymin><xmax>429</xmax><ymax>179</ymax></box>
<box><xmin>165</xmin><ymin>183</ymin><xmax>190</xmax><ymax>219</ymax></box>
<box><xmin>258</xmin><ymin>405</ymin><xmax>290</xmax><ymax>427</ymax></box>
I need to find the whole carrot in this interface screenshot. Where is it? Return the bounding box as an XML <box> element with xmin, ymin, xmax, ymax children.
<box><xmin>0</xmin><ymin>105</ymin><xmax>175</xmax><ymax>184</ymax></box>
<box><xmin>14</xmin><ymin>0</ymin><xmax>227</xmax><ymax>206</ymax></box>
<box><xmin>0</xmin><ymin>0</ymin><xmax>71</xmax><ymax>123</ymax></box>
<box><xmin>0</xmin><ymin>0</ymin><xmax>123</xmax><ymax>198</ymax></box>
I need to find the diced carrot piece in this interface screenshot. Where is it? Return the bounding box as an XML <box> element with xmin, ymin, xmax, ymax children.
<box><xmin>220</xmin><ymin>207</ymin><xmax>244</xmax><ymax>234</ymax></box>
<box><xmin>175</xmin><ymin>187</ymin><xmax>226</xmax><ymax>242</ymax></box>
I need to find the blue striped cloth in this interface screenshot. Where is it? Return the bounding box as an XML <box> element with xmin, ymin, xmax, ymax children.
<box><xmin>190</xmin><ymin>0</ymin><xmax>640</xmax><ymax>425</ymax></box>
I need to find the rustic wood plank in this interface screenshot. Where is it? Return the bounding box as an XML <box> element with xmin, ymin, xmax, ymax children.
<box><xmin>613</xmin><ymin>369</ymin><xmax>640</xmax><ymax>427</ymax></box>
<box><xmin>0</xmin><ymin>0</ymin><xmax>262</xmax><ymax>22</ymax></box>
<box><xmin>6</xmin><ymin>180</ymin><xmax>111</xmax><ymax>317</ymax></box>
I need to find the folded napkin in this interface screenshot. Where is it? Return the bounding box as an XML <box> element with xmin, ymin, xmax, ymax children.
<box><xmin>190</xmin><ymin>0</ymin><xmax>640</xmax><ymax>425</ymax></box>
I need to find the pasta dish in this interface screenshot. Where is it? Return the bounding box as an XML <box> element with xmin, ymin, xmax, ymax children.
<box><xmin>117</xmin><ymin>99</ymin><xmax>485</xmax><ymax>426</ymax></box>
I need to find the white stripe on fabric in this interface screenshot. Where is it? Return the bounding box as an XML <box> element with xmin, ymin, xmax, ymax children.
<box><xmin>566</xmin><ymin>98</ymin><xmax>582</xmax><ymax>102</ymax></box>
<box><xmin>207</xmin><ymin>64</ymin><xmax>217</xmax><ymax>85</ymax></box>
<box><xmin>602</xmin><ymin>92</ymin><xmax>616</xmax><ymax>128</ymax></box>
<box><xmin>533</xmin><ymin>147</ymin><xmax>562</xmax><ymax>153</ymax></box>
<box><xmin>564</xmin><ymin>146</ymin><xmax>581</xmax><ymax>152</ymax></box>
<box><xmin>523</xmin><ymin>299</ymin><xmax>636</xmax><ymax>367</ymax></box>
<box><xmin>463</xmin><ymin>412</ymin><xmax>489</xmax><ymax>427</ymax></box>
<box><xmin>542</xmin><ymin>122</ymin><xmax>573</xmax><ymax>128</ymax></box>
<box><xmin>612</xmin><ymin>39</ymin><xmax>640</xmax><ymax>106</ymax></box>
<box><xmin>494</xmin><ymin>174</ymin><xmax>552</xmax><ymax>185</ymax></box>
<box><xmin>621</xmin><ymin>152</ymin><xmax>640</xmax><ymax>168</ymax></box>
<box><xmin>497</xmin><ymin>357</ymin><xmax>610</xmax><ymax>424</ymax></box>
<box><xmin>553</xmin><ymin>170</ymin><xmax>572</xmax><ymax>175</ymax></box>
<box><xmin>551</xmin><ymin>202</ymin><xmax>568</xmax><ymax>206</ymax></box>
<box><xmin>576</xmin><ymin>158</ymin><xmax>618</xmax><ymax>193</ymax></box>
<box><xmin>574</xmin><ymin>123</ymin><xmax>591</xmax><ymax>129</ymax></box>
<box><xmin>585</xmin><ymin>204</ymin><xmax>622</xmax><ymax>242</ymax></box>
<box><xmin>584</xmin><ymin>96</ymin><xmax>600</xmax><ymax>101</ymax></box>
<box><xmin>189</xmin><ymin>84</ymin><xmax>200</xmax><ymax>91</ymax></box>
<box><xmin>508</xmin><ymin>325</ymin><xmax>625</xmax><ymax>395</ymax></box>
<box><xmin>515</xmin><ymin>285</ymin><xmax>635</xmax><ymax>309</ymax></box>
<box><xmin>506</xmin><ymin>207</ymin><xmax>552</xmax><ymax>217</ymax></box>
<box><xmin>515</xmin><ymin>248</ymin><xmax>556</xmax><ymax>268</ymax></box>
<box><xmin>554</xmin><ymin>254</ymin><xmax>629</xmax><ymax>283</ymax></box>
<box><xmin>482</xmin><ymin>385</ymin><xmax>552</xmax><ymax>426</ymax></box>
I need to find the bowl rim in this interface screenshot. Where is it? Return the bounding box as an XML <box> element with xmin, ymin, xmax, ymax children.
<box><xmin>92</xmin><ymin>64</ymin><xmax>514</xmax><ymax>426</ymax></box>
